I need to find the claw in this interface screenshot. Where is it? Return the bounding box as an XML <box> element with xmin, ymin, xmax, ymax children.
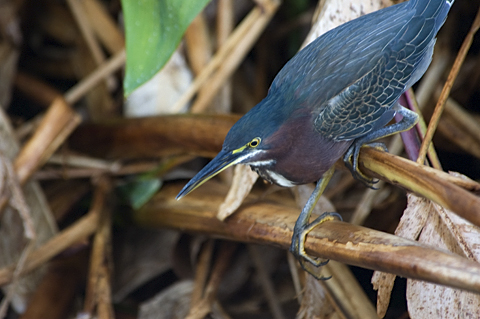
<box><xmin>299</xmin><ymin>258</ymin><xmax>332</xmax><ymax>280</ymax></box>
<box><xmin>290</xmin><ymin>212</ymin><xmax>342</xmax><ymax>280</ymax></box>
<box><xmin>344</xmin><ymin>142</ymin><xmax>387</xmax><ymax>188</ymax></box>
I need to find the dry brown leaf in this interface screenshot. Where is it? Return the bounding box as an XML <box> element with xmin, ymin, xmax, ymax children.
<box><xmin>217</xmin><ymin>165</ymin><xmax>258</xmax><ymax>221</ymax></box>
<box><xmin>407</xmin><ymin>201</ymin><xmax>480</xmax><ymax>318</ymax></box>
<box><xmin>373</xmin><ymin>174</ymin><xmax>480</xmax><ymax>319</ymax></box>
<box><xmin>436</xmin><ymin>207</ymin><xmax>480</xmax><ymax>261</ymax></box>
<box><xmin>372</xmin><ymin>194</ymin><xmax>430</xmax><ymax>317</ymax></box>
<box><xmin>371</xmin><ymin>272</ymin><xmax>396</xmax><ymax>318</ymax></box>
<box><xmin>407</xmin><ymin>281</ymin><xmax>480</xmax><ymax>319</ymax></box>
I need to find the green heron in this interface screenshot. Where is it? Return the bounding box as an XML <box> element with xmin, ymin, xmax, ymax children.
<box><xmin>177</xmin><ymin>0</ymin><xmax>454</xmax><ymax>278</ymax></box>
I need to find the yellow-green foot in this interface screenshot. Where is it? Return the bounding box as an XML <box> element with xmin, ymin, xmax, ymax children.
<box><xmin>343</xmin><ymin>142</ymin><xmax>387</xmax><ymax>188</ymax></box>
<box><xmin>290</xmin><ymin>212</ymin><xmax>342</xmax><ymax>280</ymax></box>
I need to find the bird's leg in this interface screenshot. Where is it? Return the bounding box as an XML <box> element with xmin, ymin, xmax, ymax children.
<box><xmin>343</xmin><ymin>104</ymin><xmax>419</xmax><ymax>188</ymax></box>
<box><xmin>289</xmin><ymin>166</ymin><xmax>342</xmax><ymax>279</ymax></box>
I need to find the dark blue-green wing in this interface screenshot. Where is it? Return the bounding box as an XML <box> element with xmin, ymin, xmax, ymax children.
<box><xmin>270</xmin><ymin>1</ymin><xmax>413</xmax><ymax>107</ymax></box>
<box><xmin>311</xmin><ymin>0</ymin><xmax>452</xmax><ymax>141</ymax></box>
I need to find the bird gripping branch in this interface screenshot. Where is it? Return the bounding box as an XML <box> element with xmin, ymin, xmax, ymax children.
<box><xmin>177</xmin><ymin>0</ymin><xmax>454</xmax><ymax>279</ymax></box>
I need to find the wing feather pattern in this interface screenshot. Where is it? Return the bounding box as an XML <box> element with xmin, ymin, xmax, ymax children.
<box><xmin>306</xmin><ymin>0</ymin><xmax>452</xmax><ymax>141</ymax></box>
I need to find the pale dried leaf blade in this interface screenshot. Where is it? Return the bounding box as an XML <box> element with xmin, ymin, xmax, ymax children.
<box><xmin>435</xmin><ymin>204</ymin><xmax>479</xmax><ymax>260</ymax></box>
<box><xmin>407</xmin><ymin>203</ymin><xmax>480</xmax><ymax>319</ymax></box>
<box><xmin>371</xmin><ymin>272</ymin><xmax>396</xmax><ymax>318</ymax></box>
<box><xmin>372</xmin><ymin>193</ymin><xmax>430</xmax><ymax>317</ymax></box>
<box><xmin>217</xmin><ymin>165</ymin><xmax>258</xmax><ymax>221</ymax></box>
<box><xmin>407</xmin><ymin>281</ymin><xmax>480</xmax><ymax>319</ymax></box>
<box><xmin>431</xmin><ymin>172</ymin><xmax>480</xmax><ymax>262</ymax></box>
<box><xmin>303</xmin><ymin>0</ymin><xmax>395</xmax><ymax>48</ymax></box>
<box><xmin>395</xmin><ymin>194</ymin><xmax>430</xmax><ymax>239</ymax></box>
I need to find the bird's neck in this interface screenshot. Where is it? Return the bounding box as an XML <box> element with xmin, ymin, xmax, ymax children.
<box><xmin>249</xmin><ymin>163</ymin><xmax>296</xmax><ymax>187</ymax></box>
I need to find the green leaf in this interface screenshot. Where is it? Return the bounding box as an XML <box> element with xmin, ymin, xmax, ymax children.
<box><xmin>121</xmin><ymin>0</ymin><xmax>210</xmax><ymax>96</ymax></box>
<box><xmin>118</xmin><ymin>178</ymin><xmax>162</xmax><ymax>210</ymax></box>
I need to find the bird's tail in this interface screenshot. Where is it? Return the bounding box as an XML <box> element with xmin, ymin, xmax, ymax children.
<box><xmin>410</xmin><ymin>0</ymin><xmax>454</xmax><ymax>33</ymax></box>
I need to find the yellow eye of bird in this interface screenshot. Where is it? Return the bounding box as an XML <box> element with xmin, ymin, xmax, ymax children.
<box><xmin>249</xmin><ymin>137</ymin><xmax>261</xmax><ymax>148</ymax></box>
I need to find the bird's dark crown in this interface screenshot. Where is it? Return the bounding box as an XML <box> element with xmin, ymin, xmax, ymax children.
<box><xmin>223</xmin><ymin>86</ymin><xmax>303</xmax><ymax>154</ymax></box>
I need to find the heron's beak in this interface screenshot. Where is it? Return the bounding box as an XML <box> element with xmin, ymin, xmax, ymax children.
<box><xmin>176</xmin><ymin>149</ymin><xmax>246</xmax><ymax>199</ymax></box>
